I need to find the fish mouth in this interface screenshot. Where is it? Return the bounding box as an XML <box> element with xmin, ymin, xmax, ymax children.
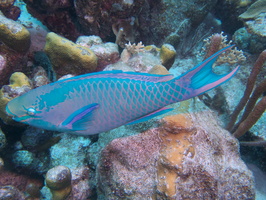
<box><xmin>5</xmin><ymin>104</ymin><xmax>22</xmax><ymax>122</ymax></box>
<box><xmin>5</xmin><ymin>104</ymin><xmax>26</xmax><ymax>122</ymax></box>
<box><xmin>5</xmin><ymin>104</ymin><xmax>15</xmax><ymax>117</ymax></box>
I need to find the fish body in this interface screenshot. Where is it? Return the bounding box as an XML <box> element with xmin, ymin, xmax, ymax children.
<box><xmin>6</xmin><ymin>46</ymin><xmax>239</xmax><ymax>135</ymax></box>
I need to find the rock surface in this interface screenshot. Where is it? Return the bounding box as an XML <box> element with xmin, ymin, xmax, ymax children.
<box><xmin>97</xmin><ymin>111</ymin><xmax>255</xmax><ymax>199</ymax></box>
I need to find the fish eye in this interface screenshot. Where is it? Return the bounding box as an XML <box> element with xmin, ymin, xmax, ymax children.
<box><xmin>27</xmin><ymin>108</ymin><xmax>36</xmax><ymax>116</ymax></box>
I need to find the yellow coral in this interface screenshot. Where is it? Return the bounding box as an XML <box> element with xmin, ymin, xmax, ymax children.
<box><xmin>44</xmin><ymin>32</ymin><xmax>98</xmax><ymax>77</ymax></box>
<box><xmin>160</xmin><ymin>44</ymin><xmax>176</xmax><ymax>70</ymax></box>
<box><xmin>0</xmin><ymin>72</ymin><xmax>31</xmax><ymax>124</ymax></box>
<box><xmin>0</xmin><ymin>11</ymin><xmax>31</xmax><ymax>52</ymax></box>
<box><xmin>9</xmin><ymin>72</ymin><xmax>31</xmax><ymax>87</ymax></box>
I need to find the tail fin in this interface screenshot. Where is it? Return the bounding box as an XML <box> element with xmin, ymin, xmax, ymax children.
<box><xmin>172</xmin><ymin>45</ymin><xmax>240</xmax><ymax>101</ymax></box>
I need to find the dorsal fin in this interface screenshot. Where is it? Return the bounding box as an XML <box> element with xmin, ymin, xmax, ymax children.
<box><xmin>55</xmin><ymin>71</ymin><xmax>174</xmax><ymax>84</ymax></box>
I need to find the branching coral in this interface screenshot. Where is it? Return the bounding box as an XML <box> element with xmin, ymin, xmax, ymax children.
<box><xmin>202</xmin><ymin>32</ymin><xmax>246</xmax><ymax>66</ymax></box>
<box><xmin>120</xmin><ymin>41</ymin><xmax>145</xmax><ymax>62</ymax></box>
<box><xmin>125</xmin><ymin>41</ymin><xmax>145</xmax><ymax>54</ymax></box>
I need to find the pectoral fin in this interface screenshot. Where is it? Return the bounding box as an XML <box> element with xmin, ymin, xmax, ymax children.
<box><xmin>127</xmin><ymin>107</ymin><xmax>173</xmax><ymax>125</ymax></box>
<box><xmin>61</xmin><ymin>103</ymin><xmax>99</xmax><ymax>131</ymax></box>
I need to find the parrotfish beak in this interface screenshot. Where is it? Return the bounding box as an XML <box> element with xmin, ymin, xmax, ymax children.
<box><xmin>5</xmin><ymin>99</ymin><xmax>25</xmax><ymax>122</ymax></box>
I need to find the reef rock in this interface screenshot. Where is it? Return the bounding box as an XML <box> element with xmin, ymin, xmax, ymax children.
<box><xmin>23</xmin><ymin>0</ymin><xmax>217</xmax><ymax>47</ymax></box>
<box><xmin>0</xmin><ymin>12</ymin><xmax>30</xmax><ymax>85</ymax></box>
<box><xmin>23</xmin><ymin>0</ymin><xmax>80</xmax><ymax>41</ymax></box>
<box><xmin>0</xmin><ymin>185</ymin><xmax>26</xmax><ymax>200</ymax></box>
<box><xmin>0</xmin><ymin>169</ymin><xmax>42</xmax><ymax>198</ymax></box>
<box><xmin>97</xmin><ymin>111</ymin><xmax>255</xmax><ymax>199</ymax></box>
<box><xmin>104</xmin><ymin>42</ymin><xmax>175</xmax><ymax>73</ymax></box>
<box><xmin>76</xmin><ymin>35</ymin><xmax>120</xmax><ymax>71</ymax></box>
<box><xmin>233</xmin><ymin>27</ymin><xmax>266</xmax><ymax>54</ymax></box>
<box><xmin>239</xmin><ymin>0</ymin><xmax>266</xmax><ymax>37</ymax></box>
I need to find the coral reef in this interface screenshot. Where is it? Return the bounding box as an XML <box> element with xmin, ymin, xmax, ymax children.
<box><xmin>201</xmin><ymin>32</ymin><xmax>246</xmax><ymax>66</ymax></box>
<box><xmin>160</xmin><ymin>44</ymin><xmax>177</xmax><ymax>70</ymax></box>
<box><xmin>66</xmin><ymin>167</ymin><xmax>91</xmax><ymax>199</ymax></box>
<box><xmin>12</xmin><ymin>150</ymin><xmax>36</xmax><ymax>168</ymax></box>
<box><xmin>105</xmin><ymin>42</ymin><xmax>175</xmax><ymax>73</ymax></box>
<box><xmin>148</xmin><ymin>65</ymin><xmax>170</xmax><ymax>75</ymax></box>
<box><xmin>23</xmin><ymin>0</ymin><xmax>80</xmax><ymax>41</ymax></box>
<box><xmin>42</xmin><ymin>166</ymin><xmax>92</xmax><ymax>199</ymax></box>
<box><xmin>0</xmin><ymin>1</ymin><xmax>265</xmax><ymax>199</ymax></box>
<box><xmin>97</xmin><ymin>112</ymin><xmax>255</xmax><ymax>199</ymax></box>
<box><xmin>45</xmin><ymin>165</ymin><xmax>72</xmax><ymax>200</ymax></box>
<box><xmin>44</xmin><ymin>32</ymin><xmax>98</xmax><ymax>78</ymax></box>
<box><xmin>25</xmin><ymin>182</ymin><xmax>41</xmax><ymax>199</ymax></box>
<box><xmin>0</xmin><ymin>168</ymin><xmax>42</xmax><ymax>197</ymax></box>
<box><xmin>0</xmin><ymin>72</ymin><xmax>31</xmax><ymax>124</ymax></box>
<box><xmin>21</xmin><ymin>0</ymin><xmax>218</xmax><ymax>46</ymax></box>
<box><xmin>31</xmin><ymin>66</ymin><xmax>50</xmax><ymax>88</ymax></box>
<box><xmin>239</xmin><ymin>0</ymin><xmax>266</xmax><ymax>37</ymax></box>
<box><xmin>0</xmin><ymin>185</ymin><xmax>26</xmax><ymax>199</ymax></box>
<box><xmin>77</xmin><ymin>35</ymin><xmax>120</xmax><ymax>71</ymax></box>
<box><xmin>0</xmin><ymin>0</ymin><xmax>21</xmax><ymax>21</ymax></box>
<box><xmin>20</xmin><ymin>126</ymin><xmax>55</xmax><ymax>152</ymax></box>
<box><xmin>233</xmin><ymin>27</ymin><xmax>266</xmax><ymax>54</ymax></box>
<box><xmin>0</xmin><ymin>11</ymin><xmax>30</xmax><ymax>52</ymax></box>
<box><xmin>49</xmin><ymin>134</ymin><xmax>91</xmax><ymax>169</ymax></box>
<box><xmin>0</xmin><ymin>0</ymin><xmax>15</xmax><ymax>8</ymax></box>
<box><xmin>0</xmin><ymin>12</ymin><xmax>30</xmax><ymax>85</ymax></box>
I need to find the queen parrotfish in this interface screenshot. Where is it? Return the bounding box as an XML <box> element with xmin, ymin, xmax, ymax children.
<box><xmin>6</xmin><ymin>46</ymin><xmax>239</xmax><ymax>136</ymax></box>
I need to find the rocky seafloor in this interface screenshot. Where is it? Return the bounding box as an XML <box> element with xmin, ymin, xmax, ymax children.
<box><xmin>0</xmin><ymin>0</ymin><xmax>265</xmax><ymax>199</ymax></box>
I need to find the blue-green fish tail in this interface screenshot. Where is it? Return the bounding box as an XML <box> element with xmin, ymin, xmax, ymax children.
<box><xmin>169</xmin><ymin>45</ymin><xmax>240</xmax><ymax>102</ymax></box>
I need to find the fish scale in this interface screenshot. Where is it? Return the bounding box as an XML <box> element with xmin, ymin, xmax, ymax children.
<box><xmin>6</xmin><ymin>46</ymin><xmax>240</xmax><ymax>135</ymax></box>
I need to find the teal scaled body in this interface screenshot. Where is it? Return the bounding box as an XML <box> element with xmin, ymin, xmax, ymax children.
<box><xmin>6</xmin><ymin>46</ymin><xmax>239</xmax><ymax>135</ymax></box>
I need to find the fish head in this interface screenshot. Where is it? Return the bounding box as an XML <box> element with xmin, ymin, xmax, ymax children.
<box><xmin>6</xmin><ymin>88</ymin><xmax>55</xmax><ymax>130</ymax></box>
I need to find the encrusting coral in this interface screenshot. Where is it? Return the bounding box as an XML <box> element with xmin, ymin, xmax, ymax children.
<box><xmin>44</xmin><ymin>32</ymin><xmax>98</xmax><ymax>78</ymax></box>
